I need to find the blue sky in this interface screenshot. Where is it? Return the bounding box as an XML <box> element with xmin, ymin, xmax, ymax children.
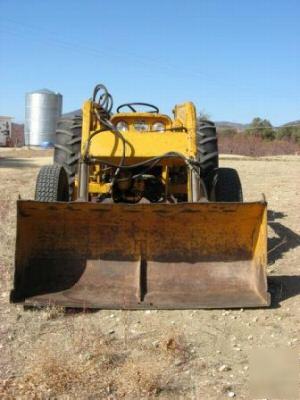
<box><xmin>0</xmin><ymin>0</ymin><xmax>299</xmax><ymax>124</ymax></box>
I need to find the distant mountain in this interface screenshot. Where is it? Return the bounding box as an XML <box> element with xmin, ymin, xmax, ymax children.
<box><xmin>281</xmin><ymin>120</ymin><xmax>300</xmax><ymax>127</ymax></box>
<box><xmin>215</xmin><ymin>121</ymin><xmax>249</xmax><ymax>131</ymax></box>
<box><xmin>216</xmin><ymin>120</ymin><xmax>300</xmax><ymax>130</ymax></box>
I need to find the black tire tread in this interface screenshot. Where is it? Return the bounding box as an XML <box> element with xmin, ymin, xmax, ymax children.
<box><xmin>35</xmin><ymin>164</ymin><xmax>69</xmax><ymax>202</ymax></box>
<box><xmin>211</xmin><ymin>167</ymin><xmax>243</xmax><ymax>202</ymax></box>
<box><xmin>54</xmin><ymin>116</ymin><xmax>82</xmax><ymax>199</ymax></box>
<box><xmin>196</xmin><ymin>120</ymin><xmax>219</xmax><ymax>178</ymax></box>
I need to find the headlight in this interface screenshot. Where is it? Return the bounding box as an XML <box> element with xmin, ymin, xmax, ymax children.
<box><xmin>133</xmin><ymin>120</ymin><xmax>148</xmax><ymax>132</ymax></box>
<box><xmin>152</xmin><ymin>122</ymin><xmax>165</xmax><ymax>132</ymax></box>
<box><xmin>116</xmin><ymin>121</ymin><xmax>128</xmax><ymax>131</ymax></box>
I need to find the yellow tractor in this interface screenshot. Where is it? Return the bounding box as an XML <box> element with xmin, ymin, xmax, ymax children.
<box><xmin>11</xmin><ymin>84</ymin><xmax>270</xmax><ymax>308</ymax></box>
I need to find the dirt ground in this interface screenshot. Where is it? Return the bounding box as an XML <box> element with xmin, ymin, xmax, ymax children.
<box><xmin>0</xmin><ymin>151</ymin><xmax>299</xmax><ymax>399</ymax></box>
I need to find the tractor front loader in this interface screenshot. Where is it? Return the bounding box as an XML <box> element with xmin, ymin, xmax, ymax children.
<box><xmin>11</xmin><ymin>84</ymin><xmax>270</xmax><ymax>308</ymax></box>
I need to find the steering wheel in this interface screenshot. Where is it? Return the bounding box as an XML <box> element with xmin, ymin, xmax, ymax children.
<box><xmin>116</xmin><ymin>102</ymin><xmax>159</xmax><ymax>113</ymax></box>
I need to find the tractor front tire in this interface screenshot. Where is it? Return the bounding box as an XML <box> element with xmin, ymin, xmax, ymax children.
<box><xmin>210</xmin><ymin>167</ymin><xmax>243</xmax><ymax>202</ymax></box>
<box><xmin>35</xmin><ymin>164</ymin><xmax>69</xmax><ymax>202</ymax></box>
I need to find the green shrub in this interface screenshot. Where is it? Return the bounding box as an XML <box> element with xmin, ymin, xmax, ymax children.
<box><xmin>245</xmin><ymin>117</ymin><xmax>275</xmax><ymax>140</ymax></box>
<box><xmin>276</xmin><ymin>126</ymin><xmax>300</xmax><ymax>143</ymax></box>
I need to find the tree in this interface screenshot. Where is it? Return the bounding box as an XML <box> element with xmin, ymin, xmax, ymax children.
<box><xmin>276</xmin><ymin>125</ymin><xmax>300</xmax><ymax>143</ymax></box>
<box><xmin>246</xmin><ymin>117</ymin><xmax>275</xmax><ymax>140</ymax></box>
<box><xmin>198</xmin><ymin>109</ymin><xmax>211</xmax><ymax>122</ymax></box>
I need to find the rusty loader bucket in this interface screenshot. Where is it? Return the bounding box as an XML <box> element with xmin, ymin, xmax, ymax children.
<box><xmin>11</xmin><ymin>200</ymin><xmax>270</xmax><ymax>308</ymax></box>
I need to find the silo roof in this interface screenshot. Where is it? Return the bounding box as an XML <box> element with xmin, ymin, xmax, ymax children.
<box><xmin>27</xmin><ymin>88</ymin><xmax>61</xmax><ymax>95</ymax></box>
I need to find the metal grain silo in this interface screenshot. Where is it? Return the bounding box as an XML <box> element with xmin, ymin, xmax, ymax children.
<box><xmin>25</xmin><ymin>89</ymin><xmax>62</xmax><ymax>146</ymax></box>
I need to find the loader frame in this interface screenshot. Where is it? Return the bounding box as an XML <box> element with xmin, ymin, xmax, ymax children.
<box><xmin>77</xmin><ymin>100</ymin><xmax>202</xmax><ymax>202</ymax></box>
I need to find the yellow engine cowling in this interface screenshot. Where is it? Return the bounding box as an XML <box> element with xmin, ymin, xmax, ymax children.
<box><xmin>77</xmin><ymin>100</ymin><xmax>199</xmax><ymax>201</ymax></box>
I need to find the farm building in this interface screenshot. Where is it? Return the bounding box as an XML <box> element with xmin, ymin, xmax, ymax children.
<box><xmin>0</xmin><ymin>116</ymin><xmax>12</xmax><ymax>146</ymax></box>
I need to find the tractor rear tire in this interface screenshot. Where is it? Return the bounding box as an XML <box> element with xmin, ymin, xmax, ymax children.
<box><xmin>210</xmin><ymin>167</ymin><xmax>243</xmax><ymax>202</ymax></box>
<box><xmin>35</xmin><ymin>164</ymin><xmax>69</xmax><ymax>202</ymax></box>
<box><xmin>197</xmin><ymin>120</ymin><xmax>219</xmax><ymax>179</ymax></box>
<box><xmin>54</xmin><ymin>115</ymin><xmax>82</xmax><ymax>199</ymax></box>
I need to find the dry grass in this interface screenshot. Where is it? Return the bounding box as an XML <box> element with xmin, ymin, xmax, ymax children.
<box><xmin>0</xmin><ymin>167</ymin><xmax>37</xmax><ymax>294</ymax></box>
<box><xmin>0</xmin><ymin>326</ymin><xmax>193</xmax><ymax>399</ymax></box>
<box><xmin>0</xmin><ymin>148</ymin><xmax>53</xmax><ymax>159</ymax></box>
<box><xmin>0</xmin><ymin>155</ymin><xmax>299</xmax><ymax>399</ymax></box>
